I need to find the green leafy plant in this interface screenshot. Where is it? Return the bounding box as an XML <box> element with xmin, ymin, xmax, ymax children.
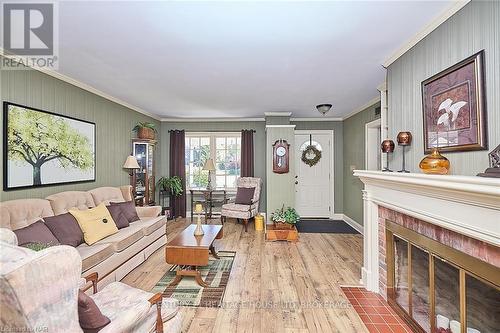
<box><xmin>157</xmin><ymin>176</ymin><xmax>183</xmax><ymax>197</ymax></box>
<box><xmin>193</xmin><ymin>172</ymin><xmax>208</xmax><ymax>187</ymax></box>
<box><xmin>132</xmin><ymin>122</ymin><xmax>157</xmax><ymax>133</ymax></box>
<box><xmin>24</xmin><ymin>242</ymin><xmax>57</xmax><ymax>251</ymax></box>
<box><xmin>271</xmin><ymin>205</ymin><xmax>300</xmax><ymax>225</ymax></box>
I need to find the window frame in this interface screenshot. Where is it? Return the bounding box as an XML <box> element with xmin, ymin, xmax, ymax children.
<box><xmin>185</xmin><ymin>132</ymin><xmax>241</xmax><ymax>190</ymax></box>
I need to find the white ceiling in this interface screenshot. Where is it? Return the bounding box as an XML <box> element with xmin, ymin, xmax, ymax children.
<box><xmin>57</xmin><ymin>1</ymin><xmax>453</xmax><ymax>119</ymax></box>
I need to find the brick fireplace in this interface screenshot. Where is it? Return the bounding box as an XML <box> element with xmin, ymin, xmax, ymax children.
<box><xmin>377</xmin><ymin>206</ymin><xmax>500</xmax><ymax>301</ymax></box>
<box><xmin>353</xmin><ymin>170</ymin><xmax>500</xmax><ymax>333</ymax></box>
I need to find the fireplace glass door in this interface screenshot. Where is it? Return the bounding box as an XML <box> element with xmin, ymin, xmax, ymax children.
<box><xmin>411</xmin><ymin>245</ymin><xmax>430</xmax><ymax>332</ymax></box>
<box><xmin>386</xmin><ymin>221</ymin><xmax>500</xmax><ymax>333</ymax></box>
<box><xmin>434</xmin><ymin>256</ymin><xmax>460</xmax><ymax>332</ymax></box>
<box><xmin>465</xmin><ymin>274</ymin><xmax>500</xmax><ymax>332</ymax></box>
<box><xmin>394</xmin><ymin>236</ymin><xmax>409</xmax><ymax>312</ymax></box>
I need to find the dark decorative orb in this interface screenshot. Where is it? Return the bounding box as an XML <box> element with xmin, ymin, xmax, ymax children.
<box><xmin>381</xmin><ymin>139</ymin><xmax>395</xmax><ymax>153</ymax></box>
<box><xmin>397</xmin><ymin>131</ymin><xmax>412</xmax><ymax>146</ymax></box>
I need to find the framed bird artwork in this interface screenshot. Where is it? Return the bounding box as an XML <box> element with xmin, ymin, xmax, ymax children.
<box><xmin>421</xmin><ymin>50</ymin><xmax>488</xmax><ymax>153</ymax></box>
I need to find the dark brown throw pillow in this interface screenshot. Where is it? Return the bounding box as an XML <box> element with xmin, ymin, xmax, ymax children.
<box><xmin>78</xmin><ymin>290</ymin><xmax>110</xmax><ymax>333</ymax></box>
<box><xmin>110</xmin><ymin>201</ymin><xmax>140</xmax><ymax>223</ymax></box>
<box><xmin>43</xmin><ymin>213</ymin><xmax>84</xmax><ymax>247</ymax></box>
<box><xmin>235</xmin><ymin>187</ymin><xmax>255</xmax><ymax>205</ymax></box>
<box><xmin>105</xmin><ymin>205</ymin><xmax>129</xmax><ymax>229</ymax></box>
<box><xmin>13</xmin><ymin>221</ymin><xmax>60</xmax><ymax>247</ymax></box>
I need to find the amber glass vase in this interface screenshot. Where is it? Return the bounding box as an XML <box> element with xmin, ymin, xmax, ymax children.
<box><xmin>419</xmin><ymin>148</ymin><xmax>450</xmax><ymax>175</ymax></box>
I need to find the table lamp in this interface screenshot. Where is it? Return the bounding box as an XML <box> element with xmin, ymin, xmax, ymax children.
<box><xmin>123</xmin><ymin>155</ymin><xmax>140</xmax><ymax>176</ymax></box>
<box><xmin>203</xmin><ymin>159</ymin><xmax>216</xmax><ymax>190</ymax></box>
<box><xmin>397</xmin><ymin>131</ymin><xmax>412</xmax><ymax>173</ymax></box>
<box><xmin>194</xmin><ymin>203</ymin><xmax>204</xmax><ymax>236</ymax></box>
<box><xmin>381</xmin><ymin>139</ymin><xmax>395</xmax><ymax>172</ymax></box>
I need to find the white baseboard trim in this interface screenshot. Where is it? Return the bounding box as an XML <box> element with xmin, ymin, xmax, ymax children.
<box><xmin>259</xmin><ymin>212</ymin><xmax>267</xmax><ymax>222</ymax></box>
<box><xmin>331</xmin><ymin>213</ymin><xmax>344</xmax><ymax>220</ymax></box>
<box><xmin>341</xmin><ymin>214</ymin><xmax>364</xmax><ymax>235</ymax></box>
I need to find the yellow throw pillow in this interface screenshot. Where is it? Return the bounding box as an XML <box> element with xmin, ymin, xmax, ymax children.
<box><xmin>69</xmin><ymin>203</ymin><xmax>118</xmax><ymax>245</ymax></box>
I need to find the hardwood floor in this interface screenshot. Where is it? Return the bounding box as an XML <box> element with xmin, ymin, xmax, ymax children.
<box><xmin>122</xmin><ymin>218</ymin><xmax>368</xmax><ymax>333</ymax></box>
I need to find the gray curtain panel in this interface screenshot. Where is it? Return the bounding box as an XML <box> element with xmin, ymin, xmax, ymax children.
<box><xmin>241</xmin><ymin>130</ymin><xmax>255</xmax><ymax>177</ymax></box>
<box><xmin>169</xmin><ymin>130</ymin><xmax>186</xmax><ymax>218</ymax></box>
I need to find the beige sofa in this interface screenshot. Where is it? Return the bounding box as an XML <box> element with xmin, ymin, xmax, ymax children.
<box><xmin>0</xmin><ymin>185</ymin><xmax>167</xmax><ymax>290</ymax></box>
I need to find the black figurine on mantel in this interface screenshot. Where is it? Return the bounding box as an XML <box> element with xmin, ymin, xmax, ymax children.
<box><xmin>477</xmin><ymin>144</ymin><xmax>500</xmax><ymax>178</ymax></box>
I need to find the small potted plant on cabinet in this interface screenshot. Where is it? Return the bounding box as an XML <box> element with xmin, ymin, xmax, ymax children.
<box><xmin>271</xmin><ymin>205</ymin><xmax>300</xmax><ymax>229</ymax></box>
<box><xmin>133</xmin><ymin>122</ymin><xmax>157</xmax><ymax>140</ymax></box>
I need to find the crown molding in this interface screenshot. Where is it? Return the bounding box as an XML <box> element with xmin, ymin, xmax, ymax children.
<box><xmin>383</xmin><ymin>0</ymin><xmax>470</xmax><ymax>68</ymax></box>
<box><xmin>161</xmin><ymin>117</ymin><xmax>265</xmax><ymax>122</ymax></box>
<box><xmin>265</xmin><ymin>124</ymin><xmax>296</xmax><ymax>128</ymax></box>
<box><xmin>342</xmin><ymin>96</ymin><xmax>381</xmax><ymax>121</ymax></box>
<box><xmin>377</xmin><ymin>81</ymin><xmax>387</xmax><ymax>92</ymax></box>
<box><xmin>264</xmin><ymin>112</ymin><xmax>292</xmax><ymax>117</ymax></box>
<box><xmin>0</xmin><ymin>49</ymin><xmax>161</xmax><ymax>121</ymax></box>
<box><xmin>290</xmin><ymin>117</ymin><xmax>343</xmax><ymax>122</ymax></box>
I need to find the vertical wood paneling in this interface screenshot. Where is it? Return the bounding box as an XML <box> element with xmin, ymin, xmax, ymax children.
<box><xmin>160</xmin><ymin>121</ymin><xmax>267</xmax><ymax>211</ymax></box>
<box><xmin>0</xmin><ymin>64</ymin><xmax>160</xmax><ymax>201</ymax></box>
<box><xmin>266</xmin><ymin>126</ymin><xmax>295</xmax><ymax>215</ymax></box>
<box><xmin>342</xmin><ymin>103</ymin><xmax>380</xmax><ymax>225</ymax></box>
<box><xmin>160</xmin><ymin>120</ymin><xmax>345</xmax><ymax>214</ymax></box>
<box><xmin>387</xmin><ymin>1</ymin><xmax>499</xmax><ymax>175</ymax></box>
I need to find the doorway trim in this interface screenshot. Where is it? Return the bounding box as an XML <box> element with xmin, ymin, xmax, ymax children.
<box><xmin>365</xmin><ymin>119</ymin><xmax>382</xmax><ymax>170</ymax></box>
<box><xmin>294</xmin><ymin>129</ymin><xmax>335</xmax><ymax>218</ymax></box>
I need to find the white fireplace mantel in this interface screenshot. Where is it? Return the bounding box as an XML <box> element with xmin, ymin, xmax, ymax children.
<box><xmin>353</xmin><ymin>170</ymin><xmax>500</xmax><ymax>292</ymax></box>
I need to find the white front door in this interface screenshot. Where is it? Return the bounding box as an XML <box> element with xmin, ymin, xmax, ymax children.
<box><xmin>294</xmin><ymin>131</ymin><xmax>333</xmax><ymax>218</ymax></box>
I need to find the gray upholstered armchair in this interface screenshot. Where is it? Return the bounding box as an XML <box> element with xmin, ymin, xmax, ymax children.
<box><xmin>221</xmin><ymin>177</ymin><xmax>262</xmax><ymax>232</ymax></box>
<box><xmin>0</xmin><ymin>228</ymin><xmax>182</xmax><ymax>333</ymax></box>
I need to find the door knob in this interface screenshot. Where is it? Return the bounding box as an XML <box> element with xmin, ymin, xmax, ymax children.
<box><xmin>295</xmin><ymin>181</ymin><xmax>298</xmax><ymax>185</ymax></box>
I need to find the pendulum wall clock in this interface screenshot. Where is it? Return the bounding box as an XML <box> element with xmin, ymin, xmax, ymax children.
<box><xmin>272</xmin><ymin>139</ymin><xmax>290</xmax><ymax>174</ymax></box>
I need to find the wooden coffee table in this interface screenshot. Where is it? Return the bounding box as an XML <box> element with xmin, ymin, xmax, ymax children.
<box><xmin>165</xmin><ymin>224</ymin><xmax>223</xmax><ymax>287</ymax></box>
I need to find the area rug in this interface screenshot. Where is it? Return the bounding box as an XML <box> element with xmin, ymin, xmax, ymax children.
<box><xmin>152</xmin><ymin>251</ymin><xmax>235</xmax><ymax>307</ymax></box>
<box><xmin>296</xmin><ymin>219</ymin><xmax>359</xmax><ymax>234</ymax></box>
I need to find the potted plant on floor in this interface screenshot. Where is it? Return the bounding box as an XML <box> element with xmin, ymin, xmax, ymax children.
<box><xmin>133</xmin><ymin>122</ymin><xmax>157</xmax><ymax>140</ymax></box>
<box><xmin>157</xmin><ymin>176</ymin><xmax>183</xmax><ymax>197</ymax></box>
<box><xmin>157</xmin><ymin>176</ymin><xmax>183</xmax><ymax>219</ymax></box>
<box><xmin>271</xmin><ymin>205</ymin><xmax>300</xmax><ymax>229</ymax></box>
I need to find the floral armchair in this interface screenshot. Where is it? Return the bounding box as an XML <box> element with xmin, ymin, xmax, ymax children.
<box><xmin>0</xmin><ymin>228</ymin><xmax>182</xmax><ymax>333</ymax></box>
<box><xmin>221</xmin><ymin>177</ymin><xmax>262</xmax><ymax>232</ymax></box>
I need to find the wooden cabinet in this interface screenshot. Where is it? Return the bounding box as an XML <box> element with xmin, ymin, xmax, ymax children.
<box><xmin>131</xmin><ymin>139</ymin><xmax>156</xmax><ymax>205</ymax></box>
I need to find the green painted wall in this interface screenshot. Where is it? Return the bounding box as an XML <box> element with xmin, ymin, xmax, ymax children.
<box><xmin>342</xmin><ymin>103</ymin><xmax>380</xmax><ymax>225</ymax></box>
<box><xmin>266</xmin><ymin>125</ymin><xmax>295</xmax><ymax>215</ymax></box>
<box><xmin>387</xmin><ymin>0</ymin><xmax>499</xmax><ymax>175</ymax></box>
<box><xmin>161</xmin><ymin>120</ymin><xmax>345</xmax><ymax>215</ymax></box>
<box><xmin>291</xmin><ymin>121</ymin><xmax>343</xmax><ymax>213</ymax></box>
<box><xmin>0</xmin><ymin>63</ymin><xmax>160</xmax><ymax>201</ymax></box>
<box><xmin>160</xmin><ymin>121</ymin><xmax>267</xmax><ymax>211</ymax></box>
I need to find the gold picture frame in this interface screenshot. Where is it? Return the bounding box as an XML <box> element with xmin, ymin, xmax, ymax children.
<box><xmin>421</xmin><ymin>50</ymin><xmax>488</xmax><ymax>154</ymax></box>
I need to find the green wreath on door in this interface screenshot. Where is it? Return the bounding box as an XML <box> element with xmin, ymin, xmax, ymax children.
<box><xmin>301</xmin><ymin>145</ymin><xmax>322</xmax><ymax>167</ymax></box>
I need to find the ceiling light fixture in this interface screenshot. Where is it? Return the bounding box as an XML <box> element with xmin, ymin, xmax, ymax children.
<box><xmin>316</xmin><ymin>104</ymin><xmax>332</xmax><ymax>116</ymax></box>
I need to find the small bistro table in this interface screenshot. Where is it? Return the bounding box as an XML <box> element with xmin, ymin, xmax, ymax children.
<box><xmin>165</xmin><ymin>224</ymin><xmax>223</xmax><ymax>287</ymax></box>
<box><xmin>189</xmin><ymin>188</ymin><xmax>227</xmax><ymax>221</ymax></box>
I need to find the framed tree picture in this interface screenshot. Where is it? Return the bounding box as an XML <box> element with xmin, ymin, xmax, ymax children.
<box><xmin>421</xmin><ymin>50</ymin><xmax>487</xmax><ymax>154</ymax></box>
<box><xmin>3</xmin><ymin>102</ymin><xmax>96</xmax><ymax>190</ymax></box>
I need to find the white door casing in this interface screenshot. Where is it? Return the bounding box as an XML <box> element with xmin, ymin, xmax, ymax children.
<box><xmin>294</xmin><ymin>130</ymin><xmax>334</xmax><ymax>218</ymax></box>
<box><xmin>365</xmin><ymin>119</ymin><xmax>382</xmax><ymax>170</ymax></box>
